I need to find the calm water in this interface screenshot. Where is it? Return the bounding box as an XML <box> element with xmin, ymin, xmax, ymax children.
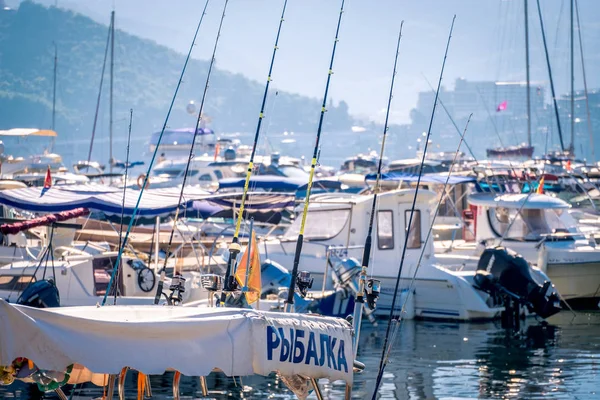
<box><xmin>2</xmin><ymin>311</ymin><xmax>599</xmax><ymax>399</ymax></box>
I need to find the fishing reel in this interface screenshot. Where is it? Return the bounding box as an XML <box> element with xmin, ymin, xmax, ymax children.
<box><xmin>365</xmin><ymin>278</ymin><xmax>381</xmax><ymax>310</ymax></box>
<box><xmin>168</xmin><ymin>274</ymin><xmax>186</xmax><ymax>306</ymax></box>
<box><xmin>201</xmin><ymin>274</ymin><xmax>223</xmax><ymax>292</ymax></box>
<box><xmin>296</xmin><ymin>271</ymin><xmax>314</xmax><ymax>298</ymax></box>
<box><xmin>201</xmin><ymin>274</ymin><xmax>223</xmax><ymax>307</ymax></box>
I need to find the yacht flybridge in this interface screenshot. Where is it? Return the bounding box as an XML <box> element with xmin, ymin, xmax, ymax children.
<box><xmin>260</xmin><ymin>189</ymin><xmax>561</xmax><ymax>321</ymax></box>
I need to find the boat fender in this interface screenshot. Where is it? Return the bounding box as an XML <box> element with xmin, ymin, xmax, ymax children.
<box><xmin>136</xmin><ymin>174</ymin><xmax>149</xmax><ymax>189</ymax></box>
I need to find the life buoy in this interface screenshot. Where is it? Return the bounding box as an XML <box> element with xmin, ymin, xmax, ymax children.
<box><xmin>137</xmin><ymin>174</ymin><xmax>149</xmax><ymax>189</ymax></box>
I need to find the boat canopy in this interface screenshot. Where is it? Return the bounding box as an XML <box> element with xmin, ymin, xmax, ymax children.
<box><xmin>0</xmin><ymin>184</ymin><xmax>214</xmax><ymax>217</ymax></box>
<box><xmin>0</xmin><ymin>300</ymin><xmax>353</xmax><ymax>384</ymax></box>
<box><xmin>150</xmin><ymin>128</ymin><xmax>214</xmax><ymax>146</ymax></box>
<box><xmin>468</xmin><ymin>193</ymin><xmax>570</xmax><ymax>210</ymax></box>
<box><xmin>0</xmin><ymin>129</ymin><xmax>57</xmax><ymax>137</ymax></box>
<box><xmin>365</xmin><ymin>171</ymin><xmax>476</xmax><ymax>185</ymax></box>
<box><xmin>0</xmin><ymin>185</ymin><xmax>296</xmax><ymax>221</ymax></box>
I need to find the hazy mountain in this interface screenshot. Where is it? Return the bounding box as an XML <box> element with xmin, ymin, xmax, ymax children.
<box><xmin>0</xmin><ymin>2</ymin><xmax>354</xmax><ymax>144</ymax></box>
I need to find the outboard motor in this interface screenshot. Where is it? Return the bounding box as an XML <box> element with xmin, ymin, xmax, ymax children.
<box><xmin>474</xmin><ymin>247</ymin><xmax>561</xmax><ymax>325</ymax></box>
<box><xmin>16</xmin><ymin>279</ymin><xmax>60</xmax><ymax>308</ymax></box>
<box><xmin>261</xmin><ymin>259</ymin><xmax>292</xmax><ymax>296</ymax></box>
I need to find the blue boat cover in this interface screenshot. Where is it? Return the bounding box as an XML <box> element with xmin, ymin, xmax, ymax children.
<box><xmin>365</xmin><ymin>172</ymin><xmax>476</xmax><ymax>185</ymax></box>
<box><xmin>218</xmin><ymin>176</ymin><xmax>342</xmax><ymax>192</ymax></box>
<box><xmin>0</xmin><ymin>185</ymin><xmax>297</xmax><ymax>218</ymax></box>
<box><xmin>0</xmin><ymin>185</ymin><xmax>218</xmax><ymax>217</ymax></box>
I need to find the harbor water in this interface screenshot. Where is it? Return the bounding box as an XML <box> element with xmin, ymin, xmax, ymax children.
<box><xmin>2</xmin><ymin>310</ymin><xmax>598</xmax><ymax>399</ymax></box>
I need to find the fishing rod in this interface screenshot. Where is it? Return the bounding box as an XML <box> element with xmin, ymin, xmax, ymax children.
<box><xmin>220</xmin><ymin>0</ymin><xmax>289</xmax><ymax>303</ymax></box>
<box><xmin>101</xmin><ymin>0</ymin><xmax>211</xmax><ymax>306</ymax></box>
<box><xmin>384</xmin><ymin>114</ymin><xmax>472</xmax><ymax>358</ymax></box>
<box><xmin>371</xmin><ymin>16</ymin><xmax>456</xmax><ymax>399</ymax></box>
<box><xmin>154</xmin><ymin>0</ymin><xmax>230</xmax><ymax>305</ymax></box>
<box><xmin>351</xmin><ymin>20</ymin><xmax>404</xmax><ymax>355</ymax></box>
<box><xmin>421</xmin><ymin>74</ymin><xmax>477</xmax><ymax>163</ymax></box>
<box><xmin>285</xmin><ymin>0</ymin><xmax>346</xmax><ymax>312</ymax></box>
<box><xmin>114</xmin><ymin>108</ymin><xmax>133</xmax><ymax>304</ymax></box>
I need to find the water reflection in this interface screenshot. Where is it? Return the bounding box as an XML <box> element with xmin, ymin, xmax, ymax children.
<box><xmin>1</xmin><ymin>312</ymin><xmax>598</xmax><ymax>399</ymax></box>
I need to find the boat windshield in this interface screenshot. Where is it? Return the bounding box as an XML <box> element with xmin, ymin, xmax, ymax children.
<box><xmin>279</xmin><ymin>165</ymin><xmax>309</xmax><ymax>179</ymax></box>
<box><xmin>152</xmin><ymin>167</ymin><xmax>183</xmax><ymax>178</ymax></box>
<box><xmin>283</xmin><ymin>209</ymin><xmax>350</xmax><ymax>241</ymax></box>
<box><xmin>488</xmin><ymin>207</ymin><xmax>576</xmax><ymax>240</ymax></box>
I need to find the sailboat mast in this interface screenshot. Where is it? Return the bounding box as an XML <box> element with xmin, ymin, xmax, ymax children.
<box><xmin>109</xmin><ymin>10</ymin><xmax>115</xmax><ymax>175</ymax></box>
<box><xmin>536</xmin><ymin>0</ymin><xmax>566</xmax><ymax>153</ymax></box>
<box><xmin>570</xmin><ymin>0</ymin><xmax>575</xmax><ymax>153</ymax></box>
<box><xmin>575</xmin><ymin>0</ymin><xmax>595</xmax><ymax>161</ymax></box>
<box><xmin>51</xmin><ymin>43</ymin><xmax>57</xmax><ymax>132</ymax></box>
<box><xmin>524</xmin><ymin>0</ymin><xmax>531</xmax><ymax>147</ymax></box>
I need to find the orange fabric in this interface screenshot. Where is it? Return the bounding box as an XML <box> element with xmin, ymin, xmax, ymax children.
<box><xmin>137</xmin><ymin>372</ymin><xmax>146</xmax><ymax>400</ymax></box>
<box><xmin>536</xmin><ymin>177</ymin><xmax>545</xmax><ymax>194</ymax></box>
<box><xmin>235</xmin><ymin>231</ymin><xmax>262</xmax><ymax>304</ymax></box>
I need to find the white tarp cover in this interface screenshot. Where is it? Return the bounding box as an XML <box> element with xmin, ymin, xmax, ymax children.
<box><xmin>0</xmin><ymin>300</ymin><xmax>353</xmax><ymax>384</ymax></box>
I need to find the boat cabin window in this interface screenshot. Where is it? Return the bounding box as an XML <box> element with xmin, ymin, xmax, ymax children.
<box><xmin>377</xmin><ymin>210</ymin><xmax>394</xmax><ymax>249</ymax></box>
<box><xmin>405</xmin><ymin>210</ymin><xmax>422</xmax><ymax>249</ymax></box>
<box><xmin>214</xmin><ymin>170</ymin><xmax>223</xmax><ymax>180</ymax></box>
<box><xmin>488</xmin><ymin>207</ymin><xmax>573</xmax><ymax>240</ymax></box>
<box><xmin>0</xmin><ymin>275</ymin><xmax>35</xmax><ymax>291</ymax></box>
<box><xmin>93</xmin><ymin>257</ymin><xmax>123</xmax><ymax>296</ymax></box>
<box><xmin>284</xmin><ymin>209</ymin><xmax>350</xmax><ymax>241</ymax></box>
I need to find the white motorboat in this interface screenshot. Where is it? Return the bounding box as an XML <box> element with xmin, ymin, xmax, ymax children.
<box><xmin>260</xmin><ymin>189</ymin><xmax>560</xmax><ymax>321</ymax></box>
<box><xmin>436</xmin><ymin>192</ymin><xmax>600</xmax><ymax>307</ymax></box>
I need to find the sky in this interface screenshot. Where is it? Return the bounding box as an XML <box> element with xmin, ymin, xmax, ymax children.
<box><xmin>21</xmin><ymin>0</ymin><xmax>600</xmax><ymax>125</ymax></box>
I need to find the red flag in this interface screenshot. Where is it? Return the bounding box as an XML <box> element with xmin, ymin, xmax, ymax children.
<box><xmin>496</xmin><ymin>101</ymin><xmax>508</xmax><ymax>112</ymax></box>
<box><xmin>43</xmin><ymin>166</ymin><xmax>52</xmax><ymax>189</ymax></box>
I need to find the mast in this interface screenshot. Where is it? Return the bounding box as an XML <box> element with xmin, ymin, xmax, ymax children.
<box><xmin>536</xmin><ymin>0</ymin><xmax>566</xmax><ymax>153</ymax></box>
<box><xmin>87</xmin><ymin>17</ymin><xmax>112</xmax><ymax>164</ymax></box>
<box><xmin>285</xmin><ymin>0</ymin><xmax>346</xmax><ymax>311</ymax></box>
<box><xmin>575</xmin><ymin>0</ymin><xmax>595</xmax><ymax>161</ymax></box>
<box><xmin>570</xmin><ymin>0</ymin><xmax>575</xmax><ymax>153</ymax></box>
<box><xmin>109</xmin><ymin>10</ymin><xmax>115</xmax><ymax>175</ymax></box>
<box><xmin>52</xmin><ymin>43</ymin><xmax>57</xmax><ymax>131</ymax></box>
<box><xmin>524</xmin><ymin>0</ymin><xmax>531</xmax><ymax>147</ymax></box>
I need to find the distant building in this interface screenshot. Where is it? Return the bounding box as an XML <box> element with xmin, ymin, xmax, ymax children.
<box><xmin>408</xmin><ymin>78</ymin><xmax>550</xmax><ymax>156</ymax></box>
<box><xmin>556</xmin><ymin>89</ymin><xmax>600</xmax><ymax>159</ymax></box>
<box><xmin>413</xmin><ymin>78</ymin><xmax>546</xmax><ymax>123</ymax></box>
